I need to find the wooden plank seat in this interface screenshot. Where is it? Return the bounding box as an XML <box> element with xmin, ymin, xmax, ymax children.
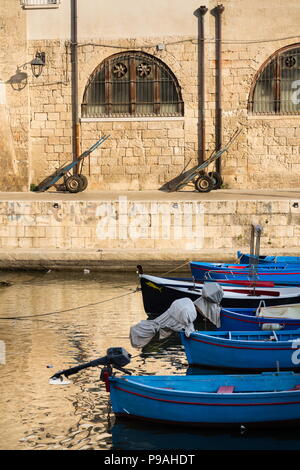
<box><xmin>217</xmin><ymin>385</ymin><xmax>235</xmax><ymax>393</ymax></box>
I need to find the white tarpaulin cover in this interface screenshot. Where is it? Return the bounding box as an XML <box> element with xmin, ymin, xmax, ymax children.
<box><xmin>193</xmin><ymin>282</ymin><xmax>224</xmax><ymax>328</ymax></box>
<box><xmin>257</xmin><ymin>303</ymin><xmax>300</xmax><ymax>319</ymax></box>
<box><xmin>130</xmin><ymin>297</ymin><xmax>197</xmax><ymax>349</ymax></box>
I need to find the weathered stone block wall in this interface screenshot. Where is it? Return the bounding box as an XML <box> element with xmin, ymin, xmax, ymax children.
<box><xmin>0</xmin><ymin>0</ymin><xmax>29</xmax><ymax>191</ymax></box>
<box><xmin>2</xmin><ymin>0</ymin><xmax>299</xmax><ymax>191</ymax></box>
<box><xmin>27</xmin><ymin>32</ymin><xmax>300</xmax><ymax>191</ymax></box>
<box><xmin>80</xmin><ymin>119</ymin><xmax>185</xmax><ymax>190</ymax></box>
<box><xmin>27</xmin><ymin>39</ymin><xmax>72</xmax><ymax>185</ymax></box>
<box><xmin>0</xmin><ymin>198</ymin><xmax>299</xmax><ymax>255</ymax></box>
<box><xmin>28</xmin><ymin>36</ymin><xmax>199</xmax><ymax>190</ymax></box>
<box><xmin>209</xmin><ymin>39</ymin><xmax>300</xmax><ymax>189</ymax></box>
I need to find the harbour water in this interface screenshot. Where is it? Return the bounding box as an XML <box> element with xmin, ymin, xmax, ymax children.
<box><xmin>0</xmin><ymin>270</ymin><xmax>300</xmax><ymax>451</ymax></box>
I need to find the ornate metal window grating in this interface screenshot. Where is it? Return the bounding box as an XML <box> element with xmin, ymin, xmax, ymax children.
<box><xmin>249</xmin><ymin>45</ymin><xmax>300</xmax><ymax>115</ymax></box>
<box><xmin>82</xmin><ymin>52</ymin><xmax>184</xmax><ymax>118</ymax></box>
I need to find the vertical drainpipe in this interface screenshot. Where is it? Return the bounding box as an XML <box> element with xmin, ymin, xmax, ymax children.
<box><xmin>71</xmin><ymin>0</ymin><xmax>80</xmax><ymax>172</ymax></box>
<box><xmin>215</xmin><ymin>4</ymin><xmax>224</xmax><ymax>175</ymax></box>
<box><xmin>198</xmin><ymin>5</ymin><xmax>208</xmax><ymax>165</ymax></box>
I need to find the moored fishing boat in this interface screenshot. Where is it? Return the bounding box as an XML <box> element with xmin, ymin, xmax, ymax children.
<box><xmin>139</xmin><ymin>273</ymin><xmax>300</xmax><ymax>317</ymax></box>
<box><xmin>108</xmin><ymin>371</ymin><xmax>300</xmax><ymax>427</ymax></box>
<box><xmin>180</xmin><ymin>329</ymin><xmax>300</xmax><ymax>370</ymax></box>
<box><xmin>49</xmin><ymin>347</ymin><xmax>300</xmax><ymax>428</ymax></box>
<box><xmin>237</xmin><ymin>251</ymin><xmax>300</xmax><ymax>265</ymax></box>
<box><xmin>190</xmin><ymin>265</ymin><xmax>300</xmax><ymax>287</ymax></box>
<box><xmin>218</xmin><ymin>305</ymin><xmax>300</xmax><ymax>331</ymax></box>
<box><xmin>190</xmin><ymin>261</ymin><xmax>300</xmax><ymax>285</ymax></box>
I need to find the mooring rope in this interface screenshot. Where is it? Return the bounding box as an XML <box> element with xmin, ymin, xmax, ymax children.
<box><xmin>161</xmin><ymin>260</ymin><xmax>191</xmax><ymax>276</ymax></box>
<box><xmin>0</xmin><ymin>288</ymin><xmax>139</xmax><ymax>321</ymax></box>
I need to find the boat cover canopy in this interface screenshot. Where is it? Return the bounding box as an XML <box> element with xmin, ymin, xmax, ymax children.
<box><xmin>130</xmin><ymin>297</ymin><xmax>197</xmax><ymax>349</ymax></box>
<box><xmin>257</xmin><ymin>303</ymin><xmax>300</xmax><ymax>319</ymax></box>
<box><xmin>193</xmin><ymin>283</ymin><xmax>224</xmax><ymax>327</ymax></box>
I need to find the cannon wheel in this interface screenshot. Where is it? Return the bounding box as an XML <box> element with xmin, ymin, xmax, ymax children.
<box><xmin>65</xmin><ymin>175</ymin><xmax>84</xmax><ymax>193</ymax></box>
<box><xmin>194</xmin><ymin>175</ymin><xmax>214</xmax><ymax>193</ymax></box>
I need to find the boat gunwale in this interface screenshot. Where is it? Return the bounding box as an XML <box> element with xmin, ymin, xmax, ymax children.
<box><xmin>186</xmin><ymin>330</ymin><xmax>300</xmax><ymax>348</ymax></box>
<box><xmin>168</xmin><ymin>285</ymin><xmax>299</xmax><ymax>299</ymax></box>
<box><xmin>221</xmin><ymin>307</ymin><xmax>300</xmax><ymax>323</ymax></box>
<box><xmin>141</xmin><ymin>274</ymin><xmax>300</xmax><ymax>297</ymax></box>
<box><xmin>190</xmin><ymin>261</ymin><xmax>300</xmax><ymax>272</ymax></box>
<box><xmin>110</xmin><ymin>376</ymin><xmax>300</xmax><ymax>398</ymax></box>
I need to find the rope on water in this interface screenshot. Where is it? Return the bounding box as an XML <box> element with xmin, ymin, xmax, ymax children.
<box><xmin>0</xmin><ymin>288</ymin><xmax>139</xmax><ymax>321</ymax></box>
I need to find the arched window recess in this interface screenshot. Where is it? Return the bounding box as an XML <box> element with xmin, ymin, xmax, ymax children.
<box><xmin>249</xmin><ymin>44</ymin><xmax>300</xmax><ymax>115</ymax></box>
<box><xmin>82</xmin><ymin>51</ymin><xmax>184</xmax><ymax>118</ymax></box>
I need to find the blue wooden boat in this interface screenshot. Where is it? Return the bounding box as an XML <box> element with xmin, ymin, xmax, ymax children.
<box><xmin>237</xmin><ymin>251</ymin><xmax>300</xmax><ymax>265</ymax></box>
<box><xmin>218</xmin><ymin>306</ymin><xmax>300</xmax><ymax>331</ymax></box>
<box><xmin>190</xmin><ymin>261</ymin><xmax>300</xmax><ymax>286</ymax></box>
<box><xmin>190</xmin><ymin>261</ymin><xmax>300</xmax><ymax>281</ymax></box>
<box><xmin>180</xmin><ymin>329</ymin><xmax>300</xmax><ymax>370</ymax></box>
<box><xmin>50</xmin><ymin>347</ymin><xmax>300</xmax><ymax>428</ymax></box>
<box><xmin>108</xmin><ymin>371</ymin><xmax>300</xmax><ymax>427</ymax></box>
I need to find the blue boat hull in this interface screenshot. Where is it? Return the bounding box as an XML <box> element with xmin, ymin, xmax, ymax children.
<box><xmin>109</xmin><ymin>373</ymin><xmax>300</xmax><ymax>427</ymax></box>
<box><xmin>219</xmin><ymin>307</ymin><xmax>300</xmax><ymax>331</ymax></box>
<box><xmin>190</xmin><ymin>261</ymin><xmax>300</xmax><ymax>285</ymax></box>
<box><xmin>180</xmin><ymin>330</ymin><xmax>300</xmax><ymax>370</ymax></box>
<box><xmin>237</xmin><ymin>251</ymin><xmax>300</xmax><ymax>265</ymax></box>
<box><xmin>195</xmin><ymin>270</ymin><xmax>300</xmax><ymax>287</ymax></box>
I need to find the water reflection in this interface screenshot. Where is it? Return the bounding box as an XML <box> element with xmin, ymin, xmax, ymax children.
<box><xmin>0</xmin><ymin>270</ymin><xmax>145</xmax><ymax>450</ymax></box>
<box><xmin>111</xmin><ymin>420</ymin><xmax>300</xmax><ymax>451</ymax></box>
<box><xmin>0</xmin><ymin>270</ymin><xmax>300</xmax><ymax>450</ymax></box>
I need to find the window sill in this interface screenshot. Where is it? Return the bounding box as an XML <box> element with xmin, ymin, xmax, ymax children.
<box><xmin>21</xmin><ymin>4</ymin><xmax>59</xmax><ymax>9</ymax></box>
<box><xmin>80</xmin><ymin>116</ymin><xmax>185</xmax><ymax>122</ymax></box>
<box><xmin>248</xmin><ymin>114</ymin><xmax>300</xmax><ymax>119</ymax></box>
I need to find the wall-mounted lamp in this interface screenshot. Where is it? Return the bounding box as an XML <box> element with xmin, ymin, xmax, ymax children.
<box><xmin>30</xmin><ymin>52</ymin><xmax>46</xmax><ymax>78</ymax></box>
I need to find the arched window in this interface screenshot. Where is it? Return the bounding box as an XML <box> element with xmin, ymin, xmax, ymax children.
<box><xmin>249</xmin><ymin>44</ymin><xmax>300</xmax><ymax>115</ymax></box>
<box><xmin>82</xmin><ymin>51</ymin><xmax>184</xmax><ymax>118</ymax></box>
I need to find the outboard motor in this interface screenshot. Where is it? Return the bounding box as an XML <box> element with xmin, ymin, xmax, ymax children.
<box><xmin>49</xmin><ymin>347</ymin><xmax>132</xmax><ymax>391</ymax></box>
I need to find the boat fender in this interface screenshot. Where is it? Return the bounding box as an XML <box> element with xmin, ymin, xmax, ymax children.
<box><xmin>261</xmin><ymin>323</ymin><xmax>284</xmax><ymax>331</ymax></box>
<box><xmin>100</xmin><ymin>366</ymin><xmax>112</xmax><ymax>392</ymax></box>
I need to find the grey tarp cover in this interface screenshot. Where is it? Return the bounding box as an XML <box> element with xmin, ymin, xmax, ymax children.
<box><xmin>130</xmin><ymin>297</ymin><xmax>197</xmax><ymax>349</ymax></box>
<box><xmin>193</xmin><ymin>282</ymin><xmax>224</xmax><ymax>328</ymax></box>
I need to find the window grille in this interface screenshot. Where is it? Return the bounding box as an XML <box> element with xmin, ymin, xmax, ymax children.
<box><xmin>82</xmin><ymin>52</ymin><xmax>184</xmax><ymax>118</ymax></box>
<box><xmin>21</xmin><ymin>0</ymin><xmax>60</xmax><ymax>8</ymax></box>
<box><xmin>249</xmin><ymin>45</ymin><xmax>300</xmax><ymax>115</ymax></box>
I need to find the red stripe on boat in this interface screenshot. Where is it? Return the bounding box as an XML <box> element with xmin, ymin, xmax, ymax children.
<box><xmin>191</xmin><ymin>265</ymin><xmax>300</xmax><ymax>275</ymax></box>
<box><xmin>113</xmin><ymin>385</ymin><xmax>300</xmax><ymax>407</ymax></box>
<box><xmin>189</xmin><ymin>336</ymin><xmax>293</xmax><ymax>351</ymax></box>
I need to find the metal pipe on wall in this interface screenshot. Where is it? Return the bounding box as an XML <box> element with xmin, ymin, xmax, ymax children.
<box><xmin>197</xmin><ymin>5</ymin><xmax>208</xmax><ymax>165</ymax></box>
<box><xmin>215</xmin><ymin>4</ymin><xmax>224</xmax><ymax>174</ymax></box>
<box><xmin>71</xmin><ymin>0</ymin><xmax>80</xmax><ymax>171</ymax></box>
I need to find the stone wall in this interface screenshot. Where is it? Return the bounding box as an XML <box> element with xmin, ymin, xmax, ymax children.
<box><xmin>211</xmin><ymin>40</ymin><xmax>300</xmax><ymax>189</ymax></box>
<box><xmin>0</xmin><ymin>198</ymin><xmax>299</xmax><ymax>260</ymax></box>
<box><xmin>0</xmin><ymin>1</ymin><xmax>29</xmax><ymax>191</ymax></box>
<box><xmin>27</xmin><ymin>39</ymin><xmax>71</xmax><ymax>186</ymax></box>
<box><xmin>2</xmin><ymin>0</ymin><xmax>300</xmax><ymax>191</ymax></box>
<box><xmin>28</xmin><ymin>36</ymin><xmax>197</xmax><ymax>190</ymax></box>
<box><xmin>28</xmin><ymin>34</ymin><xmax>300</xmax><ymax>192</ymax></box>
